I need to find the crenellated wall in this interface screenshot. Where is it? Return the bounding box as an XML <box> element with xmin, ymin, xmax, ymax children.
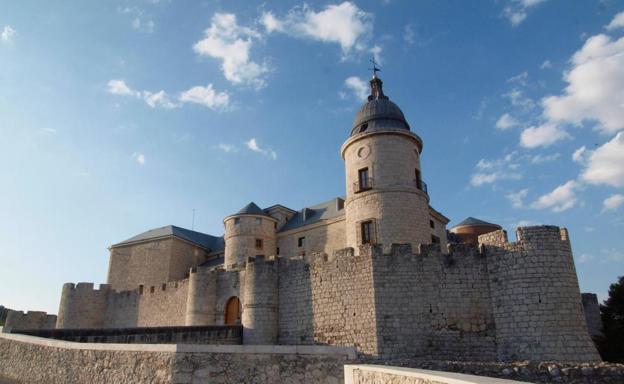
<box><xmin>4</xmin><ymin>310</ymin><xmax>57</xmax><ymax>332</ymax></box>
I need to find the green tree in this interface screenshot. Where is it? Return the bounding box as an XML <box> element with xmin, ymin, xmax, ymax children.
<box><xmin>597</xmin><ymin>275</ymin><xmax>624</xmax><ymax>362</ymax></box>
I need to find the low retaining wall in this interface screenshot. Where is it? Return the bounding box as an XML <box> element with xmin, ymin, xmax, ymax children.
<box><xmin>0</xmin><ymin>332</ymin><xmax>355</xmax><ymax>384</ymax></box>
<box><xmin>345</xmin><ymin>365</ymin><xmax>530</xmax><ymax>384</ymax></box>
<box><xmin>12</xmin><ymin>325</ymin><xmax>241</xmax><ymax>345</ymax></box>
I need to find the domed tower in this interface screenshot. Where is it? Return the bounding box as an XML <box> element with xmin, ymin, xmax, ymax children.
<box><xmin>224</xmin><ymin>202</ymin><xmax>277</xmax><ymax>270</ymax></box>
<box><xmin>341</xmin><ymin>74</ymin><xmax>430</xmax><ymax>251</ymax></box>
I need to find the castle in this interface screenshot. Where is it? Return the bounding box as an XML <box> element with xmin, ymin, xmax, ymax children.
<box><xmin>6</xmin><ymin>75</ymin><xmax>600</xmax><ymax>362</ymax></box>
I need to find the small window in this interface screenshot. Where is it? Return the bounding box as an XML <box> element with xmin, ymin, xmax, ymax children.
<box><xmin>276</xmin><ymin>247</ymin><xmax>280</xmax><ymax>255</ymax></box>
<box><xmin>234</xmin><ymin>217</ymin><xmax>240</xmax><ymax>225</ymax></box>
<box><xmin>256</xmin><ymin>218</ymin><xmax>262</xmax><ymax>225</ymax></box>
<box><xmin>274</xmin><ymin>222</ymin><xmax>277</xmax><ymax>229</ymax></box>
<box><xmin>255</xmin><ymin>238</ymin><xmax>263</xmax><ymax>250</ymax></box>
<box><xmin>298</xmin><ymin>237</ymin><xmax>305</xmax><ymax>248</ymax></box>
<box><xmin>430</xmin><ymin>220</ymin><xmax>435</xmax><ymax>229</ymax></box>
<box><xmin>415</xmin><ymin>169</ymin><xmax>422</xmax><ymax>189</ymax></box>
<box><xmin>431</xmin><ymin>235</ymin><xmax>440</xmax><ymax>244</ymax></box>
<box><xmin>358</xmin><ymin>167</ymin><xmax>370</xmax><ymax>191</ymax></box>
<box><xmin>359</xmin><ymin>123</ymin><xmax>368</xmax><ymax>133</ymax></box>
<box><xmin>361</xmin><ymin>220</ymin><xmax>373</xmax><ymax>245</ymax></box>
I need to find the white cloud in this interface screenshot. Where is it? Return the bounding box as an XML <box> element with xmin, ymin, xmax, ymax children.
<box><xmin>271</xmin><ymin>2</ymin><xmax>373</xmax><ymax>54</ymax></box>
<box><xmin>605</xmin><ymin>11</ymin><xmax>624</xmax><ymax>31</ymax></box>
<box><xmin>193</xmin><ymin>13</ymin><xmax>268</xmax><ymax>88</ymax></box>
<box><xmin>603</xmin><ymin>194</ymin><xmax>624</xmax><ymax>212</ymax></box>
<box><xmin>245</xmin><ymin>138</ymin><xmax>277</xmax><ymax>160</ymax></box>
<box><xmin>118</xmin><ymin>7</ymin><xmax>155</xmax><ymax>33</ymax></box>
<box><xmin>179</xmin><ymin>84</ymin><xmax>230</xmax><ymax>111</ymax></box>
<box><xmin>107</xmin><ymin>79</ymin><xmax>138</xmax><ymax>96</ymax></box>
<box><xmin>470</xmin><ymin>153</ymin><xmax>523</xmax><ymax>187</ymax></box>
<box><xmin>507</xmin><ymin>71</ymin><xmax>528</xmax><ymax>86</ymax></box>
<box><xmin>519</xmin><ymin>123</ymin><xmax>570</xmax><ymax>148</ymax></box>
<box><xmin>581</xmin><ymin>132</ymin><xmax>624</xmax><ymax>187</ymax></box>
<box><xmin>261</xmin><ymin>11</ymin><xmax>283</xmax><ymax>33</ymax></box>
<box><xmin>540</xmin><ymin>60</ymin><xmax>552</xmax><ymax>69</ymax></box>
<box><xmin>504</xmin><ymin>88</ymin><xmax>535</xmax><ymax>109</ymax></box>
<box><xmin>344</xmin><ymin>76</ymin><xmax>368</xmax><ymax>101</ymax></box>
<box><xmin>132</xmin><ymin>152</ymin><xmax>146</xmax><ymax>165</ymax></box>
<box><xmin>369</xmin><ymin>45</ymin><xmax>382</xmax><ymax>64</ymax></box>
<box><xmin>531</xmin><ymin>152</ymin><xmax>560</xmax><ymax>164</ymax></box>
<box><xmin>531</xmin><ymin>180</ymin><xmax>578</xmax><ymax>212</ymax></box>
<box><xmin>506</xmin><ymin>188</ymin><xmax>529</xmax><ymax>208</ymax></box>
<box><xmin>578</xmin><ymin>253</ymin><xmax>595</xmax><ymax>263</ymax></box>
<box><xmin>403</xmin><ymin>24</ymin><xmax>415</xmax><ymax>45</ymax></box>
<box><xmin>602</xmin><ymin>248</ymin><xmax>624</xmax><ymax>262</ymax></box>
<box><xmin>1</xmin><ymin>25</ymin><xmax>16</xmax><ymax>43</ymax></box>
<box><xmin>142</xmin><ymin>90</ymin><xmax>177</xmax><ymax>109</ymax></box>
<box><xmin>502</xmin><ymin>0</ymin><xmax>547</xmax><ymax>27</ymax></box>
<box><xmin>217</xmin><ymin>143</ymin><xmax>237</xmax><ymax>153</ymax></box>
<box><xmin>542</xmin><ymin>34</ymin><xmax>624</xmax><ymax>134</ymax></box>
<box><xmin>572</xmin><ymin>145</ymin><xmax>587</xmax><ymax>163</ymax></box>
<box><xmin>495</xmin><ymin>113</ymin><xmax>519</xmax><ymax>130</ymax></box>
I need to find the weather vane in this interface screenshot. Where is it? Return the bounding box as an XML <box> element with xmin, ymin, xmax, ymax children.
<box><xmin>369</xmin><ymin>57</ymin><xmax>381</xmax><ymax>78</ymax></box>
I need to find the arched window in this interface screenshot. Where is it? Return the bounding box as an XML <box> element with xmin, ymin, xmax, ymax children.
<box><xmin>224</xmin><ymin>296</ymin><xmax>241</xmax><ymax>325</ymax></box>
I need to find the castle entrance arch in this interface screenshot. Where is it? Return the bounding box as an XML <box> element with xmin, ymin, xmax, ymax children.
<box><xmin>224</xmin><ymin>296</ymin><xmax>241</xmax><ymax>325</ymax></box>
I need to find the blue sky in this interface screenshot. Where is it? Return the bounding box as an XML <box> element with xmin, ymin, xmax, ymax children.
<box><xmin>1</xmin><ymin>0</ymin><xmax>623</xmax><ymax>314</ymax></box>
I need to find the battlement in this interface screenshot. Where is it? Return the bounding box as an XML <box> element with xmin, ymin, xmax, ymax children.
<box><xmin>63</xmin><ymin>282</ymin><xmax>111</xmax><ymax>292</ymax></box>
<box><xmin>4</xmin><ymin>309</ymin><xmax>57</xmax><ymax>332</ymax></box>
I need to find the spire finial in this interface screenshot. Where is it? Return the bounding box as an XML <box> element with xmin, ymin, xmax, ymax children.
<box><xmin>367</xmin><ymin>58</ymin><xmax>387</xmax><ymax>101</ymax></box>
<box><xmin>369</xmin><ymin>57</ymin><xmax>381</xmax><ymax>79</ymax></box>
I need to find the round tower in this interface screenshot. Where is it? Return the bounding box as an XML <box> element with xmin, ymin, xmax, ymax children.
<box><xmin>224</xmin><ymin>202</ymin><xmax>277</xmax><ymax>270</ymax></box>
<box><xmin>242</xmin><ymin>255</ymin><xmax>278</xmax><ymax>344</ymax></box>
<box><xmin>342</xmin><ymin>75</ymin><xmax>430</xmax><ymax>251</ymax></box>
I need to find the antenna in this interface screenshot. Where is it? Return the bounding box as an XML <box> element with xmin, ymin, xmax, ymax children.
<box><xmin>192</xmin><ymin>209</ymin><xmax>195</xmax><ymax>230</ymax></box>
<box><xmin>369</xmin><ymin>57</ymin><xmax>381</xmax><ymax>78</ymax></box>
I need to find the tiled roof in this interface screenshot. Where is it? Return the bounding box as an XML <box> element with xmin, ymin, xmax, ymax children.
<box><xmin>451</xmin><ymin>217</ymin><xmax>500</xmax><ymax>229</ymax></box>
<box><xmin>112</xmin><ymin>225</ymin><xmax>224</xmax><ymax>252</ymax></box>
<box><xmin>279</xmin><ymin>197</ymin><xmax>345</xmax><ymax>232</ymax></box>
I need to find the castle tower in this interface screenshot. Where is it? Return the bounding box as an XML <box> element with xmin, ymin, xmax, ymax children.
<box><xmin>242</xmin><ymin>255</ymin><xmax>278</xmax><ymax>344</ymax></box>
<box><xmin>341</xmin><ymin>75</ymin><xmax>431</xmax><ymax>251</ymax></box>
<box><xmin>223</xmin><ymin>202</ymin><xmax>277</xmax><ymax>270</ymax></box>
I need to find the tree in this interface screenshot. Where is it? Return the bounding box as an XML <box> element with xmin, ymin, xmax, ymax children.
<box><xmin>597</xmin><ymin>275</ymin><xmax>624</xmax><ymax>362</ymax></box>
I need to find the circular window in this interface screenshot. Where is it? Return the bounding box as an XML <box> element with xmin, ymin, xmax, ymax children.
<box><xmin>357</xmin><ymin>146</ymin><xmax>370</xmax><ymax>159</ymax></box>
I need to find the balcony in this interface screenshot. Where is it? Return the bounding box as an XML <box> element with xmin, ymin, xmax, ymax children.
<box><xmin>415</xmin><ymin>179</ymin><xmax>428</xmax><ymax>195</ymax></box>
<box><xmin>353</xmin><ymin>177</ymin><xmax>374</xmax><ymax>193</ymax></box>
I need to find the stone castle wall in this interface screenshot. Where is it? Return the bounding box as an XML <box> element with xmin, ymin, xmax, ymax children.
<box><xmin>107</xmin><ymin>238</ymin><xmax>206</xmax><ymax>292</ymax></box>
<box><xmin>224</xmin><ymin>215</ymin><xmax>277</xmax><ymax>269</ymax></box>
<box><xmin>276</xmin><ymin>217</ymin><xmax>346</xmax><ymax>259</ymax></box>
<box><xmin>4</xmin><ymin>310</ymin><xmax>57</xmax><ymax>332</ymax></box>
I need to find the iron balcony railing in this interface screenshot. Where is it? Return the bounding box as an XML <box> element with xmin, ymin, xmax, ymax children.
<box><xmin>353</xmin><ymin>177</ymin><xmax>374</xmax><ymax>193</ymax></box>
<box><xmin>415</xmin><ymin>179</ymin><xmax>428</xmax><ymax>194</ymax></box>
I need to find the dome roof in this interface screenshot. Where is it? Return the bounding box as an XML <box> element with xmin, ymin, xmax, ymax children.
<box><xmin>350</xmin><ymin>76</ymin><xmax>410</xmax><ymax>137</ymax></box>
<box><xmin>451</xmin><ymin>217</ymin><xmax>501</xmax><ymax>229</ymax></box>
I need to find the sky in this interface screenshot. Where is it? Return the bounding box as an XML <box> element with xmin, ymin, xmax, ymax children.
<box><xmin>1</xmin><ymin>0</ymin><xmax>623</xmax><ymax>314</ymax></box>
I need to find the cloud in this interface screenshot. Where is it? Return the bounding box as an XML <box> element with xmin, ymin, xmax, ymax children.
<box><xmin>344</xmin><ymin>76</ymin><xmax>368</xmax><ymax>101</ymax></box>
<box><xmin>268</xmin><ymin>2</ymin><xmax>373</xmax><ymax>54</ymax></box>
<box><xmin>530</xmin><ymin>179</ymin><xmax>578</xmax><ymax>212</ymax></box>
<box><xmin>581</xmin><ymin>132</ymin><xmax>624</xmax><ymax>187</ymax></box>
<box><xmin>502</xmin><ymin>0</ymin><xmax>548</xmax><ymax>27</ymax></box>
<box><xmin>540</xmin><ymin>60</ymin><xmax>552</xmax><ymax>69</ymax></box>
<box><xmin>504</xmin><ymin>88</ymin><xmax>535</xmax><ymax>109</ymax></box>
<box><xmin>542</xmin><ymin>34</ymin><xmax>624</xmax><ymax>134</ymax></box>
<box><xmin>107</xmin><ymin>79</ymin><xmax>138</xmax><ymax>96</ymax></box>
<box><xmin>193</xmin><ymin>13</ymin><xmax>268</xmax><ymax>88</ymax></box>
<box><xmin>403</xmin><ymin>24</ymin><xmax>415</xmax><ymax>45</ymax></box>
<box><xmin>530</xmin><ymin>152</ymin><xmax>560</xmax><ymax>164</ymax></box>
<box><xmin>179</xmin><ymin>84</ymin><xmax>230</xmax><ymax>111</ymax></box>
<box><xmin>507</xmin><ymin>71</ymin><xmax>528</xmax><ymax>86</ymax></box>
<box><xmin>605</xmin><ymin>11</ymin><xmax>624</xmax><ymax>31</ymax></box>
<box><xmin>142</xmin><ymin>90</ymin><xmax>177</xmax><ymax>109</ymax></box>
<box><xmin>577</xmin><ymin>253</ymin><xmax>595</xmax><ymax>263</ymax></box>
<box><xmin>506</xmin><ymin>188</ymin><xmax>529</xmax><ymax>208</ymax></box>
<box><xmin>132</xmin><ymin>152</ymin><xmax>146</xmax><ymax>165</ymax></box>
<box><xmin>118</xmin><ymin>6</ymin><xmax>155</xmax><ymax>33</ymax></box>
<box><xmin>519</xmin><ymin>123</ymin><xmax>570</xmax><ymax>148</ymax></box>
<box><xmin>603</xmin><ymin>194</ymin><xmax>624</xmax><ymax>212</ymax></box>
<box><xmin>260</xmin><ymin>11</ymin><xmax>284</xmax><ymax>33</ymax></box>
<box><xmin>469</xmin><ymin>153</ymin><xmax>523</xmax><ymax>187</ymax></box>
<box><xmin>572</xmin><ymin>145</ymin><xmax>587</xmax><ymax>163</ymax></box>
<box><xmin>495</xmin><ymin>113</ymin><xmax>519</xmax><ymax>130</ymax></box>
<box><xmin>245</xmin><ymin>138</ymin><xmax>277</xmax><ymax>160</ymax></box>
<box><xmin>369</xmin><ymin>44</ymin><xmax>382</xmax><ymax>64</ymax></box>
<box><xmin>217</xmin><ymin>143</ymin><xmax>237</xmax><ymax>153</ymax></box>
<box><xmin>1</xmin><ymin>25</ymin><xmax>16</xmax><ymax>43</ymax></box>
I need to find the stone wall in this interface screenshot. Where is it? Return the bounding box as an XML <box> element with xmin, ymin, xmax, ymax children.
<box><xmin>0</xmin><ymin>332</ymin><xmax>355</xmax><ymax>384</ymax></box>
<box><xmin>4</xmin><ymin>310</ymin><xmax>56</xmax><ymax>332</ymax></box>
<box><xmin>277</xmin><ymin>217</ymin><xmax>346</xmax><ymax>259</ymax></box>
<box><xmin>482</xmin><ymin>226</ymin><xmax>600</xmax><ymax>362</ymax></box>
<box><xmin>107</xmin><ymin>238</ymin><xmax>206</xmax><ymax>292</ymax></box>
<box><xmin>224</xmin><ymin>214</ymin><xmax>277</xmax><ymax>269</ymax></box>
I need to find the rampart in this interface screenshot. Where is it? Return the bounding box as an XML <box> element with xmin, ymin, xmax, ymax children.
<box><xmin>4</xmin><ymin>310</ymin><xmax>57</xmax><ymax>332</ymax></box>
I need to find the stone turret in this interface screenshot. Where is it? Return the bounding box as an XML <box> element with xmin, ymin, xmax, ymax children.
<box><xmin>342</xmin><ymin>75</ymin><xmax>431</xmax><ymax>251</ymax></box>
<box><xmin>223</xmin><ymin>202</ymin><xmax>277</xmax><ymax>270</ymax></box>
<box><xmin>185</xmin><ymin>268</ymin><xmax>217</xmax><ymax>326</ymax></box>
<box><xmin>242</xmin><ymin>255</ymin><xmax>278</xmax><ymax>344</ymax></box>
<box><xmin>56</xmin><ymin>282</ymin><xmax>110</xmax><ymax>329</ymax></box>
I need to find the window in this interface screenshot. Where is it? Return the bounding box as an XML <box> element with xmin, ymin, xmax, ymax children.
<box><xmin>276</xmin><ymin>247</ymin><xmax>280</xmax><ymax>255</ymax></box>
<box><xmin>274</xmin><ymin>222</ymin><xmax>277</xmax><ymax>229</ymax></box>
<box><xmin>431</xmin><ymin>235</ymin><xmax>440</xmax><ymax>244</ymax></box>
<box><xmin>234</xmin><ymin>217</ymin><xmax>240</xmax><ymax>225</ymax></box>
<box><xmin>430</xmin><ymin>220</ymin><xmax>435</xmax><ymax>229</ymax></box>
<box><xmin>361</xmin><ymin>220</ymin><xmax>373</xmax><ymax>245</ymax></box>
<box><xmin>255</xmin><ymin>238</ymin><xmax>263</xmax><ymax>250</ymax></box>
<box><xmin>415</xmin><ymin>169</ymin><xmax>422</xmax><ymax>189</ymax></box>
<box><xmin>359</xmin><ymin>123</ymin><xmax>368</xmax><ymax>133</ymax></box>
<box><xmin>256</xmin><ymin>218</ymin><xmax>262</xmax><ymax>225</ymax></box>
<box><xmin>358</xmin><ymin>167</ymin><xmax>370</xmax><ymax>191</ymax></box>
<box><xmin>298</xmin><ymin>237</ymin><xmax>305</xmax><ymax>248</ymax></box>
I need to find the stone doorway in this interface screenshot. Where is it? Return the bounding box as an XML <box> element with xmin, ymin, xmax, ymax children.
<box><xmin>224</xmin><ymin>296</ymin><xmax>241</xmax><ymax>325</ymax></box>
